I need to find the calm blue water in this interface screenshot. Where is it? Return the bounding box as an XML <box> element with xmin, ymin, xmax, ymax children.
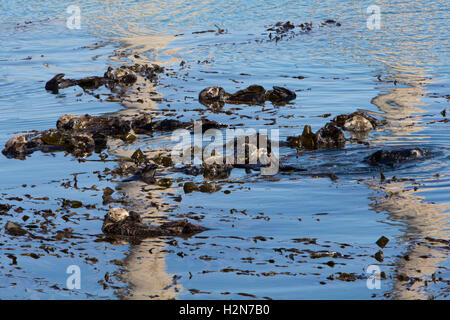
<box><xmin>0</xmin><ymin>0</ymin><xmax>449</xmax><ymax>299</ymax></box>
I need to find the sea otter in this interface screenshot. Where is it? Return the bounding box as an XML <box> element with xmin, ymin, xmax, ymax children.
<box><xmin>45</xmin><ymin>73</ymin><xmax>77</xmax><ymax>93</ymax></box>
<box><xmin>102</xmin><ymin>208</ymin><xmax>208</xmax><ymax>237</ymax></box>
<box><xmin>367</xmin><ymin>148</ymin><xmax>429</xmax><ymax>166</ymax></box>
<box><xmin>198</xmin><ymin>85</ymin><xmax>296</xmax><ymax>108</ymax></box>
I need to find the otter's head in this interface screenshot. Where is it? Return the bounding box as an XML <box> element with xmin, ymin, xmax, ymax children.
<box><xmin>106</xmin><ymin>208</ymin><xmax>130</xmax><ymax>223</ymax></box>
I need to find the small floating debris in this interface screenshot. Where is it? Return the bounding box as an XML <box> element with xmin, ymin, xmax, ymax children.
<box><xmin>265</xmin><ymin>20</ymin><xmax>341</xmax><ymax>42</ymax></box>
<box><xmin>2</xmin><ymin>114</ymin><xmax>226</xmax><ymax>160</ymax></box>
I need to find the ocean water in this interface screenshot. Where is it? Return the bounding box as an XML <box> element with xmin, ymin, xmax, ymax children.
<box><xmin>0</xmin><ymin>0</ymin><xmax>449</xmax><ymax>299</ymax></box>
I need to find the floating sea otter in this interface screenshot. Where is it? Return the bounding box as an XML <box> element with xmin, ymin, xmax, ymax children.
<box><xmin>367</xmin><ymin>148</ymin><xmax>430</xmax><ymax>166</ymax></box>
<box><xmin>121</xmin><ymin>164</ymin><xmax>159</xmax><ymax>184</ymax></box>
<box><xmin>102</xmin><ymin>208</ymin><xmax>208</xmax><ymax>238</ymax></box>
